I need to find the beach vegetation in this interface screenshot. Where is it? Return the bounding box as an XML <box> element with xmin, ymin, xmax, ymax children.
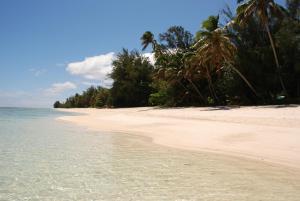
<box><xmin>54</xmin><ymin>0</ymin><xmax>300</xmax><ymax>108</ymax></box>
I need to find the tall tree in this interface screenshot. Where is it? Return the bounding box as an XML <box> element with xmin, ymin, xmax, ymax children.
<box><xmin>141</xmin><ymin>31</ymin><xmax>156</xmax><ymax>51</ymax></box>
<box><xmin>192</xmin><ymin>15</ymin><xmax>221</xmax><ymax>101</ymax></box>
<box><xmin>159</xmin><ymin>26</ymin><xmax>193</xmax><ymax>51</ymax></box>
<box><xmin>236</xmin><ymin>0</ymin><xmax>287</xmax><ymax>95</ymax></box>
<box><xmin>141</xmin><ymin>31</ymin><xmax>164</xmax><ymax>60</ymax></box>
<box><xmin>142</xmin><ymin>27</ymin><xmax>206</xmax><ymax>105</ymax></box>
<box><xmin>110</xmin><ymin>49</ymin><xmax>154</xmax><ymax>107</ymax></box>
<box><xmin>191</xmin><ymin>15</ymin><xmax>258</xmax><ymax>99</ymax></box>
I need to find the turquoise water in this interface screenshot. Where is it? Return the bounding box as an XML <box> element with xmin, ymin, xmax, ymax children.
<box><xmin>0</xmin><ymin>108</ymin><xmax>300</xmax><ymax>201</ymax></box>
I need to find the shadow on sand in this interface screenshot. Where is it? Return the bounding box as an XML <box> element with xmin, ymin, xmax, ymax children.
<box><xmin>137</xmin><ymin>104</ymin><xmax>299</xmax><ymax>112</ymax></box>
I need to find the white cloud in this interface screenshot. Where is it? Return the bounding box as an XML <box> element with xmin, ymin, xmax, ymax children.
<box><xmin>143</xmin><ymin>53</ymin><xmax>155</xmax><ymax>65</ymax></box>
<box><xmin>66</xmin><ymin>52</ymin><xmax>115</xmax><ymax>83</ymax></box>
<box><xmin>44</xmin><ymin>81</ymin><xmax>77</xmax><ymax>96</ymax></box>
<box><xmin>66</xmin><ymin>52</ymin><xmax>155</xmax><ymax>88</ymax></box>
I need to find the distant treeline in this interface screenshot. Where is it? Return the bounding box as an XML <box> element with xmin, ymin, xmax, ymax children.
<box><xmin>54</xmin><ymin>87</ymin><xmax>111</xmax><ymax>108</ymax></box>
<box><xmin>54</xmin><ymin>0</ymin><xmax>300</xmax><ymax>108</ymax></box>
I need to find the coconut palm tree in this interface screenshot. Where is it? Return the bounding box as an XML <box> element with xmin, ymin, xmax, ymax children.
<box><xmin>154</xmin><ymin>51</ymin><xmax>206</xmax><ymax>104</ymax></box>
<box><xmin>193</xmin><ymin>15</ymin><xmax>222</xmax><ymax>101</ymax></box>
<box><xmin>141</xmin><ymin>31</ymin><xmax>164</xmax><ymax>60</ymax></box>
<box><xmin>236</xmin><ymin>0</ymin><xmax>287</xmax><ymax>95</ymax></box>
<box><xmin>141</xmin><ymin>31</ymin><xmax>156</xmax><ymax>51</ymax></box>
<box><xmin>191</xmin><ymin>29</ymin><xmax>258</xmax><ymax>97</ymax></box>
<box><xmin>141</xmin><ymin>28</ymin><xmax>207</xmax><ymax>104</ymax></box>
<box><xmin>180</xmin><ymin>64</ymin><xmax>207</xmax><ymax>103</ymax></box>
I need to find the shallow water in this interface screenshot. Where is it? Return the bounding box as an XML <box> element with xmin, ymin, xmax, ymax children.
<box><xmin>0</xmin><ymin>108</ymin><xmax>300</xmax><ymax>201</ymax></box>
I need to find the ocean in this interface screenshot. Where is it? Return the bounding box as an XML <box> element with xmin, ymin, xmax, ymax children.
<box><xmin>0</xmin><ymin>108</ymin><xmax>299</xmax><ymax>200</ymax></box>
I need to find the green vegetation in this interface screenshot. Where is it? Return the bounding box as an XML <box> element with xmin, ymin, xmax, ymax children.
<box><xmin>110</xmin><ymin>49</ymin><xmax>154</xmax><ymax>107</ymax></box>
<box><xmin>54</xmin><ymin>0</ymin><xmax>300</xmax><ymax>108</ymax></box>
<box><xmin>53</xmin><ymin>86</ymin><xmax>111</xmax><ymax>108</ymax></box>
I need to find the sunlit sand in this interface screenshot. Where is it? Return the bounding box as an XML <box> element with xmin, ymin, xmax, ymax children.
<box><xmin>58</xmin><ymin>106</ymin><xmax>300</xmax><ymax>169</ymax></box>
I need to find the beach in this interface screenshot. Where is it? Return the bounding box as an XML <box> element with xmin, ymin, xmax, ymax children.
<box><xmin>57</xmin><ymin>105</ymin><xmax>300</xmax><ymax>169</ymax></box>
<box><xmin>1</xmin><ymin>107</ymin><xmax>300</xmax><ymax>200</ymax></box>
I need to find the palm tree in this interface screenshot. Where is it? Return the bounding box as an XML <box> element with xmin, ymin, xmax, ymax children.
<box><xmin>236</xmin><ymin>0</ymin><xmax>287</xmax><ymax>95</ymax></box>
<box><xmin>141</xmin><ymin>31</ymin><xmax>156</xmax><ymax>51</ymax></box>
<box><xmin>180</xmin><ymin>64</ymin><xmax>207</xmax><ymax>103</ymax></box>
<box><xmin>154</xmin><ymin>52</ymin><xmax>207</xmax><ymax>104</ymax></box>
<box><xmin>141</xmin><ymin>31</ymin><xmax>164</xmax><ymax>59</ymax></box>
<box><xmin>198</xmin><ymin>16</ymin><xmax>222</xmax><ymax>101</ymax></box>
<box><xmin>191</xmin><ymin>29</ymin><xmax>258</xmax><ymax>97</ymax></box>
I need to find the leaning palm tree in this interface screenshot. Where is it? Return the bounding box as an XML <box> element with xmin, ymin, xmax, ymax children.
<box><xmin>141</xmin><ymin>31</ymin><xmax>164</xmax><ymax>59</ymax></box>
<box><xmin>236</xmin><ymin>0</ymin><xmax>287</xmax><ymax>95</ymax></box>
<box><xmin>193</xmin><ymin>15</ymin><xmax>221</xmax><ymax>101</ymax></box>
<box><xmin>154</xmin><ymin>52</ymin><xmax>207</xmax><ymax>104</ymax></box>
<box><xmin>141</xmin><ymin>31</ymin><xmax>156</xmax><ymax>51</ymax></box>
<box><xmin>180</xmin><ymin>63</ymin><xmax>207</xmax><ymax>103</ymax></box>
<box><xmin>190</xmin><ymin>29</ymin><xmax>258</xmax><ymax>97</ymax></box>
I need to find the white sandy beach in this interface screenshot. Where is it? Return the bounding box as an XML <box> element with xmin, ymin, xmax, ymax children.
<box><xmin>57</xmin><ymin>106</ymin><xmax>300</xmax><ymax>169</ymax></box>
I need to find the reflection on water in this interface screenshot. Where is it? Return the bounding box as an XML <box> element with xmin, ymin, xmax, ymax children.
<box><xmin>0</xmin><ymin>108</ymin><xmax>300</xmax><ymax>200</ymax></box>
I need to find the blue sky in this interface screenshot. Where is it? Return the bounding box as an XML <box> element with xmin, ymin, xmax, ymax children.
<box><xmin>0</xmin><ymin>0</ymin><xmax>286</xmax><ymax>107</ymax></box>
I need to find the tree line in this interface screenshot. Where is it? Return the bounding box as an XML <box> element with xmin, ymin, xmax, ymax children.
<box><xmin>54</xmin><ymin>0</ymin><xmax>300</xmax><ymax>108</ymax></box>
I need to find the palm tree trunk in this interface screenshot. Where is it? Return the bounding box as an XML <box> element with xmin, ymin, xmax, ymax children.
<box><xmin>265</xmin><ymin>23</ymin><xmax>288</xmax><ymax>95</ymax></box>
<box><xmin>175</xmin><ymin>78</ymin><xmax>194</xmax><ymax>98</ymax></box>
<box><xmin>230</xmin><ymin>65</ymin><xmax>259</xmax><ymax>97</ymax></box>
<box><xmin>153</xmin><ymin>41</ymin><xmax>164</xmax><ymax>59</ymax></box>
<box><xmin>297</xmin><ymin>79</ymin><xmax>300</xmax><ymax>97</ymax></box>
<box><xmin>177</xmin><ymin>79</ymin><xmax>190</xmax><ymax>93</ymax></box>
<box><xmin>187</xmin><ymin>78</ymin><xmax>206</xmax><ymax>104</ymax></box>
<box><xmin>205</xmin><ymin>66</ymin><xmax>219</xmax><ymax>103</ymax></box>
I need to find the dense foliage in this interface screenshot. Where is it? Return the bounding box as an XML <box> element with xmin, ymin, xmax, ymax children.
<box><xmin>54</xmin><ymin>86</ymin><xmax>111</xmax><ymax>108</ymax></box>
<box><xmin>110</xmin><ymin>49</ymin><xmax>154</xmax><ymax>107</ymax></box>
<box><xmin>55</xmin><ymin>0</ymin><xmax>300</xmax><ymax>108</ymax></box>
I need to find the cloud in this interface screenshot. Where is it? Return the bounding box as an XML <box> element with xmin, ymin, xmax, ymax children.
<box><xmin>44</xmin><ymin>81</ymin><xmax>77</xmax><ymax>96</ymax></box>
<box><xmin>66</xmin><ymin>52</ymin><xmax>155</xmax><ymax>88</ymax></box>
<box><xmin>66</xmin><ymin>52</ymin><xmax>115</xmax><ymax>84</ymax></box>
<box><xmin>29</xmin><ymin>68</ymin><xmax>47</xmax><ymax>77</ymax></box>
<box><xmin>143</xmin><ymin>53</ymin><xmax>155</xmax><ymax>65</ymax></box>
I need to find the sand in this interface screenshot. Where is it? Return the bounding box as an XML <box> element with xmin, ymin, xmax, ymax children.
<box><xmin>57</xmin><ymin>105</ymin><xmax>300</xmax><ymax>169</ymax></box>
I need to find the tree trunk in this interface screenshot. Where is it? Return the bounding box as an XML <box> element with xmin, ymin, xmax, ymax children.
<box><xmin>230</xmin><ymin>65</ymin><xmax>259</xmax><ymax>97</ymax></box>
<box><xmin>205</xmin><ymin>66</ymin><xmax>219</xmax><ymax>103</ymax></box>
<box><xmin>187</xmin><ymin>78</ymin><xmax>206</xmax><ymax>104</ymax></box>
<box><xmin>265</xmin><ymin>23</ymin><xmax>288</xmax><ymax>96</ymax></box>
<box><xmin>297</xmin><ymin>79</ymin><xmax>300</xmax><ymax>98</ymax></box>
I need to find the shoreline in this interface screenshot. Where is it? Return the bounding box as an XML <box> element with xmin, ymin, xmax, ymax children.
<box><xmin>56</xmin><ymin>106</ymin><xmax>300</xmax><ymax>169</ymax></box>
